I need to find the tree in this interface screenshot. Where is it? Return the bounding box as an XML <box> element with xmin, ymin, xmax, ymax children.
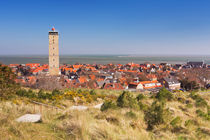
<box><xmin>144</xmin><ymin>101</ymin><xmax>170</xmax><ymax>130</ymax></box>
<box><xmin>0</xmin><ymin>64</ymin><xmax>19</xmax><ymax>99</ymax></box>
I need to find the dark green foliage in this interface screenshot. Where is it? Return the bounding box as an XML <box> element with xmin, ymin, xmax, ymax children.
<box><xmin>27</xmin><ymin>89</ymin><xmax>36</xmax><ymax>98</ymax></box>
<box><xmin>138</xmin><ymin>102</ymin><xmax>149</xmax><ymax>111</ymax></box>
<box><xmin>144</xmin><ymin>101</ymin><xmax>170</xmax><ymax>130</ymax></box>
<box><xmin>180</xmin><ymin>79</ymin><xmax>200</xmax><ymax>91</ymax></box>
<box><xmin>196</xmin><ymin>109</ymin><xmax>210</xmax><ymax>121</ymax></box>
<box><xmin>0</xmin><ymin>64</ymin><xmax>19</xmax><ymax>99</ymax></box>
<box><xmin>16</xmin><ymin>89</ymin><xmax>27</xmax><ymax>97</ymax></box>
<box><xmin>186</xmin><ymin>103</ymin><xmax>193</xmax><ymax>108</ymax></box>
<box><xmin>184</xmin><ymin>119</ymin><xmax>197</xmax><ymax>127</ymax></box>
<box><xmin>101</xmin><ymin>100</ymin><xmax>117</xmax><ymax>111</ymax></box>
<box><xmin>125</xmin><ymin>111</ymin><xmax>137</xmax><ymax>119</ymax></box>
<box><xmin>177</xmin><ymin>136</ymin><xmax>188</xmax><ymax>140</ymax></box>
<box><xmin>155</xmin><ymin>87</ymin><xmax>173</xmax><ymax>101</ymax></box>
<box><xmin>16</xmin><ymin>89</ymin><xmax>54</xmax><ymax>100</ymax></box>
<box><xmin>136</xmin><ymin>94</ymin><xmax>145</xmax><ymax>101</ymax></box>
<box><xmin>190</xmin><ymin>92</ymin><xmax>207</xmax><ymax>107</ymax></box>
<box><xmin>170</xmin><ymin>116</ymin><xmax>182</xmax><ymax>127</ymax></box>
<box><xmin>117</xmin><ymin>91</ymin><xmax>138</xmax><ymax>109</ymax></box>
<box><xmin>38</xmin><ymin>89</ymin><xmax>46</xmax><ymax>99</ymax></box>
<box><xmin>90</xmin><ymin>90</ymin><xmax>96</xmax><ymax>95</ymax></box>
<box><xmin>52</xmin><ymin>89</ymin><xmax>62</xmax><ymax>96</ymax></box>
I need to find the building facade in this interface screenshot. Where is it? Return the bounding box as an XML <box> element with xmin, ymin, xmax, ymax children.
<box><xmin>49</xmin><ymin>27</ymin><xmax>59</xmax><ymax>75</ymax></box>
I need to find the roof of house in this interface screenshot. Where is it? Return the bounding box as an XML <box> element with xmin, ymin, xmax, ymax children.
<box><xmin>163</xmin><ymin>77</ymin><xmax>180</xmax><ymax>84</ymax></box>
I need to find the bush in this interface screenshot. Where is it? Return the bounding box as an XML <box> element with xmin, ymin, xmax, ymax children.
<box><xmin>138</xmin><ymin>102</ymin><xmax>149</xmax><ymax>111</ymax></box>
<box><xmin>101</xmin><ymin>100</ymin><xmax>117</xmax><ymax>111</ymax></box>
<box><xmin>196</xmin><ymin>109</ymin><xmax>210</xmax><ymax>121</ymax></box>
<box><xmin>89</xmin><ymin>90</ymin><xmax>96</xmax><ymax>95</ymax></box>
<box><xmin>117</xmin><ymin>91</ymin><xmax>138</xmax><ymax>109</ymax></box>
<box><xmin>136</xmin><ymin>94</ymin><xmax>145</xmax><ymax>101</ymax></box>
<box><xmin>16</xmin><ymin>89</ymin><xmax>27</xmax><ymax>97</ymax></box>
<box><xmin>125</xmin><ymin>111</ymin><xmax>137</xmax><ymax>119</ymax></box>
<box><xmin>144</xmin><ymin>101</ymin><xmax>171</xmax><ymax>130</ymax></box>
<box><xmin>52</xmin><ymin>89</ymin><xmax>62</xmax><ymax>96</ymax></box>
<box><xmin>186</xmin><ymin>103</ymin><xmax>193</xmax><ymax>108</ymax></box>
<box><xmin>0</xmin><ymin>64</ymin><xmax>19</xmax><ymax>99</ymax></box>
<box><xmin>155</xmin><ymin>87</ymin><xmax>173</xmax><ymax>101</ymax></box>
<box><xmin>190</xmin><ymin>92</ymin><xmax>207</xmax><ymax>107</ymax></box>
<box><xmin>184</xmin><ymin>119</ymin><xmax>197</xmax><ymax>127</ymax></box>
<box><xmin>170</xmin><ymin>116</ymin><xmax>182</xmax><ymax>127</ymax></box>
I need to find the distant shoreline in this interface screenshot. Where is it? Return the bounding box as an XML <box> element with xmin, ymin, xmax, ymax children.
<box><xmin>0</xmin><ymin>55</ymin><xmax>210</xmax><ymax>65</ymax></box>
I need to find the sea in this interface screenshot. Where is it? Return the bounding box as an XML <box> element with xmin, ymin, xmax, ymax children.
<box><xmin>0</xmin><ymin>55</ymin><xmax>210</xmax><ymax>65</ymax></box>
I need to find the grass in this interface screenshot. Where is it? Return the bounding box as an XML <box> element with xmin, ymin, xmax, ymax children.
<box><xmin>0</xmin><ymin>89</ymin><xmax>210</xmax><ymax>140</ymax></box>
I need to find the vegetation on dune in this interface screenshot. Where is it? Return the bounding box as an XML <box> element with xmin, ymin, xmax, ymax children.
<box><xmin>1</xmin><ymin>89</ymin><xmax>210</xmax><ymax>139</ymax></box>
<box><xmin>1</xmin><ymin>65</ymin><xmax>210</xmax><ymax>139</ymax></box>
<box><xmin>0</xmin><ymin>64</ymin><xmax>19</xmax><ymax>99</ymax></box>
<box><xmin>155</xmin><ymin>87</ymin><xmax>174</xmax><ymax>101</ymax></box>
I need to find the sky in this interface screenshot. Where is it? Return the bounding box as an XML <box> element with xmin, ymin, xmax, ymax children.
<box><xmin>0</xmin><ymin>0</ymin><xmax>210</xmax><ymax>55</ymax></box>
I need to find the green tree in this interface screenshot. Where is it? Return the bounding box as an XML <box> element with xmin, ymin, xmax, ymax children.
<box><xmin>155</xmin><ymin>87</ymin><xmax>173</xmax><ymax>101</ymax></box>
<box><xmin>0</xmin><ymin>64</ymin><xmax>19</xmax><ymax>99</ymax></box>
<box><xmin>117</xmin><ymin>91</ymin><xmax>138</xmax><ymax>109</ymax></box>
<box><xmin>144</xmin><ymin>101</ymin><xmax>170</xmax><ymax>130</ymax></box>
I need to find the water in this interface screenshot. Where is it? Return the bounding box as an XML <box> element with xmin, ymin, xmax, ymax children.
<box><xmin>0</xmin><ymin>55</ymin><xmax>210</xmax><ymax>65</ymax></box>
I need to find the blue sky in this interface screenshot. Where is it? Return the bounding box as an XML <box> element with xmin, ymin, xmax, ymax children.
<box><xmin>0</xmin><ymin>0</ymin><xmax>210</xmax><ymax>55</ymax></box>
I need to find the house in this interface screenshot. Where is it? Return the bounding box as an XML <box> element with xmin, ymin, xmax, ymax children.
<box><xmin>136</xmin><ymin>80</ymin><xmax>162</xmax><ymax>90</ymax></box>
<box><xmin>147</xmin><ymin>74</ymin><xmax>157</xmax><ymax>81</ymax></box>
<box><xmin>161</xmin><ymin>77</ymin><xmax>181</xmax><ymax>90</ymax></box>
<box><xmin>187</xmin><ymin>61</ymin><xmax>204</xmax><ymax>68</ymax></box>
<box><xmin>103</xmin><ymin>83</ymin><xmax>124</xmax><ymax>90</ymax></box>
<box><xmin>126</xmin><ymin>83</ymin><xmax>138</xmax><ymax>89</ymax></box>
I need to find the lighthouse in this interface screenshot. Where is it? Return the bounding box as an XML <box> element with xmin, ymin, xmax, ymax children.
<box><xmin>48</xmin><ymin>27</ymin><xmax>59</xmax><ymax>75</ymax></box>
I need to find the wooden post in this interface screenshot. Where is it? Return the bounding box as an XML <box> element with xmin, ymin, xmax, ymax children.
<box><xmin>34</xmin><ymin>104</ymin><xmax>35</xmax><ymax>113</ymax></box>
<box><xmin>40</xmin><ymin>105</ymin><xmax>42</xmax><ymax>114</ymax></box>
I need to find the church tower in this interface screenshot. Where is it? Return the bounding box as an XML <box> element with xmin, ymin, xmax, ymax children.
<box><xmin>49</xmin><ymin>27</ymin><xmax>59</xmax><ymax>75</ymax></box>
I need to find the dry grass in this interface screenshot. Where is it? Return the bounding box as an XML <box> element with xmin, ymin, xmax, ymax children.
<box><xmin>0</xmin><ymin>90</ymin><xmax>210</xmax><ymax>140</ymax></box>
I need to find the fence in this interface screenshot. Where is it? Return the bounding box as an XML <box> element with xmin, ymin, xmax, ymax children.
<box><xmin>30</xmin><ymin>101</ymin><xmax>64</xmax><ymax>114</ymax></box>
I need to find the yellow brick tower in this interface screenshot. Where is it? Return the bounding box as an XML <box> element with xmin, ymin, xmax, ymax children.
<box><xmin>48</xmin><ymin>27</ymin><xmax>59</xmax><ymax>75</ymax></box>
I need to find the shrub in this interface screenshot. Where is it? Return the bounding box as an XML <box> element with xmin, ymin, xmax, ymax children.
<box><xmin>117</xmin><ymin>91</ymin><xmax>138</xmax><ymax>109</ymax></box>
<box><xmin>90</xmin><ymin>90</ymin><xmax>96</xmax><ymax>95</ymax></box>
<box><xmin>16</xmin><ymin>89</ymin><xmax>27</xmax><ymax>97</ymax></box>
<box><xmin>184</xmin><ymin>119</ymin><xmax>197</xmax><ymax>127</ymax></box>
<box><xmin>52</xmin><ymin>89</ymin><xmax>62</xmax><ymax>96</ymax></box>
<box><xmin>136</xmin><ymin>94</ymin><xmax>145</xmax><ymax>101</ymax></box>
<box><xmin>138</xmin><ymin>102</ymin><xmax>149</xmax><ymax>111</ymax></box>
<box><xmin>101</xmin><ymin>100</ymin><xmax>117</xmax><ymax>111</ymax></box>
<box><xmin>196</xmin><ymin>109</ymin><xmax>210</xmax><ymax>121</ymax></box>
<box><xmin>0</xmin><ymin>64</ymin><xmax>19</xmax><ymax>99</ymax></box>
<box><xmin>38</xmin><ymin>89</ymin><xmax>47</xmax><ymax>99</ymax></box>
<box><xmin>190</xmin><ymin>92</ymin><xmax>207</xmax><ymax>107</ymax></box>
<box><xmin>155</xmin><ymin>87</ymin><xmax>173</xmax><ymax>101</ymax></box>
<box><xmin>125</xmin><ymin>111</ymin><xmax>137</xmax><ymax>119</ymax></box>
<box><xmin>186</xmin><ymin>103</ymin><xmax>193</xmax><ymax>108</ymax></box>
<box><xmin>170</xmin><ymin>116</ymin><xmax>182</xmax><ymax>127</ymax></box>
<box><xmin>144</xmin><ymin>101</ymin><xmax>170</xmax><ymax>130</ymax></box>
